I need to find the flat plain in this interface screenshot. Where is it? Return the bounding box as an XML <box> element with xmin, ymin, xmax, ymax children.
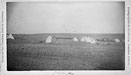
<box><xmin>7</xmin><ymin>33</ymin><xmax>125</xmax><ymax>70</ymax></box>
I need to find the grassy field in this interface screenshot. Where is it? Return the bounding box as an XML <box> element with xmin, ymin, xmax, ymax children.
<box><xmin>7</xmin><ymin>34</ymin><xmax>125</xmax><ymax>70</ymax></box>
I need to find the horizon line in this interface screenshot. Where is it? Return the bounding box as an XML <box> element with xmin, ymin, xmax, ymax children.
<box><xmin>7</xmin><ymin>32</ymin><xmax>125</xmax><ymax>35</ymax></box>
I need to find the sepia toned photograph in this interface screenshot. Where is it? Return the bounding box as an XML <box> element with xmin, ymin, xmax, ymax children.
<box><xmin>7</xmin><ymin>2</ymin><xmax>125</xmax><ymax>71</ymax></box>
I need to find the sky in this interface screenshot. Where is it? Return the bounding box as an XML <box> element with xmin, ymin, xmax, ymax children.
<box><xmin>7</xmin><ymin>2</ymin><xmax>125</xmax><ymax>34</ymax></box>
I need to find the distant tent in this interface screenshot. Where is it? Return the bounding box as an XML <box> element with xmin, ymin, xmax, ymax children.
<box><xmin>114</xmin><ymin>38</ymin><xmax>120</xmax><ymax>42</ymax></box>
<box><xmin>7</xmin><ymin>33</ymin><xmax>15</xmax><ymax>39</ymax></box>
<box><xmin>80</xmin><ymin>36</ymin><xmax>97</xmax><ymax>44</ymax></box>
<box><xmin>85</xmin><ymin>37</ymin><xmax>92</xmax><ymax>43</ymax></box>
<box><xmin>80</xmin><ymin>37</ymin><xmax>86</xmax><ymax>42</ymax></box>
<box><xmin>90</xmin><ymin>39</ymin><xmax>97</xmax><ymax>44</ymax></box>
<box><xmin>46</xmin><ymin>35</ymin><xmax>52</xmax><ymax>43</ymax></box>
<box><xmin>73</xmin><ymin>37</ymin><xmax>78</xmax><ymax>42</ymax></box>
<box><xmin>86</xmin><ymin>37</ymin><xmax>97</xmax><ymax>44</ymax></box>
<box><xmin>80</xmin><ymin>37</ymin><xmax>92</xmax><ymax>42</ymax></box>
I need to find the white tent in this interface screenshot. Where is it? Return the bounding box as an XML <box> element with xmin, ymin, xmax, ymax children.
<box><xmin>80</xmin><ymin>37</ymin><xmax>92</xmax><ymax>42</ymax></box>
<box><xmin>114</xmin><ymin>38</ymin><xmax>120</xmax><ymax>42</ymax></box>
<box><xmin>7</xmin><ymin>33</ymin><xmax>15</xmax><ymax>39</ymax></box>
<box><xmin>90</xmin><ymin>39</ymin><xmax>97</xmax><ymax>44</ymax></box>
<box><xmin>80</xmin><ymin>36</ymin><xmax>97</xmax><ymax>44</ymax></box>
<box><xmin>80</xmin><ymin>37</ymin><xmax>86</xmax><ymax>42</ymax></box>
<box><xmin>85</xmin><ymin>37</ymin><xmax>92</xmax><ymax>43</ymax></box>
<box><xmin>46</xmin><ymin>35</ymin><xmax>52</xmax><ymax>43</ymax></box>
<box><xmin>73</xmin><ymin>37</ymin><xmax>78</xmax><ymax>42</ymax></box>
<box><xmin>85</xmin><ymin>37</ymin><xmax>97</xmax><ymax>44</ymax></box>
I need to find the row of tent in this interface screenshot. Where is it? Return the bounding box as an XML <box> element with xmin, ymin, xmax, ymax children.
<box><xmin>6</xmin><ymin>34</ymin><xmax>121</xmax><ymax>44</ymax></box>
<box><xmin>45</xmin><ymin>35</ymin><xmax>121</xmax><ymax>44</ymax></box>
<box><xmin>45</xmin><ymin>35</ymin><xmax>80</xmax><ymax>43</ymax></box>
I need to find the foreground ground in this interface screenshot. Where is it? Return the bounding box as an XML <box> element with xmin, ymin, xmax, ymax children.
<box><xmin>7</xmin><ymin>34</ymin><xmax>125</xmax><ymax>70</ymax></box>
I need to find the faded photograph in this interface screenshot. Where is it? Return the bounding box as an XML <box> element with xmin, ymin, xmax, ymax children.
<box><xmin>7</xmin><ymin>2</ymin><xmax>125</xmax><ymax>71</ymax></box>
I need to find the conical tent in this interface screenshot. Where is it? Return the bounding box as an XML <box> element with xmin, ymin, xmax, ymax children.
<box><xmin>46</xmin><ymin>35</ymin><xmax>52</xmax><ymax>43</ymax></box>
<box><xmin>73</xmin><ymin>37</ymin><xmax>78</xmax><ymax>42</ymax></box>
<box><xmin>85</xmin><ymin>37</ymin><xmax>92</xmax><ymax>42</ymax></box>
<box><xmin>80</xmin><ymin>37</ymin><xmax>86</xmax><ymax>42</ymax></box>
<box><xmin>90</xmin><ymin>39</ymin><xmax>97</xmax><ymax>44</ymax></box>
<box><xmin>7</xmin><ymin>33</ymin><xmax>15</xmax><ymax>39</ymax></box>
<box><xmin>114</xmin><ymin>38</ymin><xmax>120</xmax><ymax>42</ymax></box>
<box><xmin>87</xmin><ymin>37</ymin><xmax>97</xmax><ymax>44</ymax></box>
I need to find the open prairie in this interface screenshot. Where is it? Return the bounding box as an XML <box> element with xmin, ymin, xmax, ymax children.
<box><xmin>7</xmin><ymin>34</ymin><xmax>125</xmax><ymax>70</ymax></box>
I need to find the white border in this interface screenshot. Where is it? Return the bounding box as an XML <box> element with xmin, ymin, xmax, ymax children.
<box><xmin>0</xmin><ymin>0</ymin><xmax>131</xmax><ymax>75</ymax></box>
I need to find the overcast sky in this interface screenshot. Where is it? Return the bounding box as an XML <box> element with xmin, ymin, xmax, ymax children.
<box><xmin>7</xmin><ymin>2</ymin><xmax>125</xmax><ymax>34</ymax></box>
